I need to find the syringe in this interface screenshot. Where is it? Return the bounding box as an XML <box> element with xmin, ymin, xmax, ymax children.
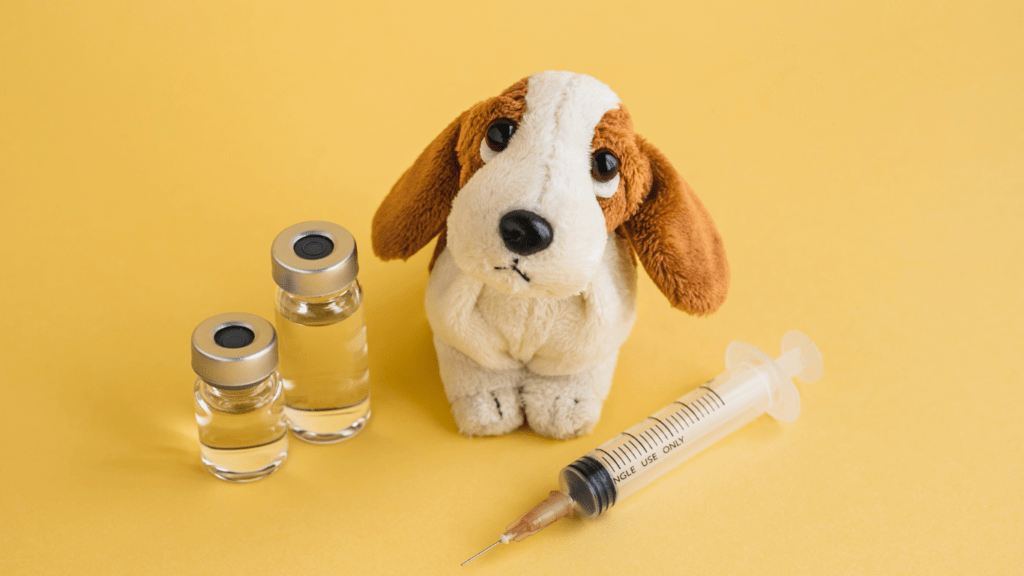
<box><xmin>462</xmin><ymin>331</ymin><xmax>823</xmax><ymax>566</ymax></box>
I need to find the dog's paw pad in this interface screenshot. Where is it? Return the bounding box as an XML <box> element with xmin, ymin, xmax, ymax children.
<box><xmin>524</xmin><ymin>394</ymin><xmax>602</xmax><ymax>440</ymax></box>
<box><xmin>450</xmin><ymin>388</ymin><xmax>523</xmax><ymax>437</ymax></box>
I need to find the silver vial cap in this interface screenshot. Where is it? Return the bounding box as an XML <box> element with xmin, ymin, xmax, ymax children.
<box><xmin>191</xmin><ymin>313</ymin><xmax>278</xmax><ymax>389</ymax></box>
<box><xmin>271</xmin><ymin>221</ymin><xmax>359</xmax><ymax>297</ymax></box>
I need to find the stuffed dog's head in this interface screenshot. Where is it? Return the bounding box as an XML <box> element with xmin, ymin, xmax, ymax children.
<box><xmin>373</xmin><ymin>71</ymin><xmax>729</xmax><ymax>314</ymax></box>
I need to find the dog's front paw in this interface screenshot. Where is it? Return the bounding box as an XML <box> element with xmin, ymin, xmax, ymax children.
<box><xmin>522</xmin><ymin>386</ymin><xmax>603</xmax><ymax>439</ymax></box>
<box><xmin>449</xmin><ymin>388</ymin><xmax>523</xmax><ymax>437</ymax></box>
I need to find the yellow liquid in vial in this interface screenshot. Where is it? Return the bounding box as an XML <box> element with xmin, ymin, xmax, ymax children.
<box><xmin>276</xmin><ymin>282</ymin><xmax>371</xmax><ymax>443</ymax></box>
<box><xmin>194</xmin><ymin>375</ymin><xmax>288</xmax><ymax>482</ymax></box>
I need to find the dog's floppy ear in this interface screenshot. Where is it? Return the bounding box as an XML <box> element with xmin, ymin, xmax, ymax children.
<box><xmin>623</xmin><ymin>138</ymin><xmax>730</xmax><ymax>315</ymax></box>
<box><xmin>372</xmin><ymin>111</ymin><xmax>466</xmax><ymax>262</ymax></box>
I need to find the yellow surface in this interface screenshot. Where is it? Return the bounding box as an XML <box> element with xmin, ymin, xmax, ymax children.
<box><xmin>1</xmin><ymin>1</ymin><xmax>1021</xmax><ymax>574</ymax></box>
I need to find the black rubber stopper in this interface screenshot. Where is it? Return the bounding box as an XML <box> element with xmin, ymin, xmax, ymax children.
<box><xmin>214</xmin><ymin>325</ymin><xmax>255</xmax><ymax>349</ymax></box>
<box><xmin>563</xmin><ymin>455</ymin><xmax>617</xmax><ymax>517</ymax></box>
<box><xmin>293</xmin><ymin>234</ymin><xmax>335</xmax><ymax>260</ymax></box>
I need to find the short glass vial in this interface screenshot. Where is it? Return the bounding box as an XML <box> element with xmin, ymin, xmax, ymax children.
<box><xmin>271</xmin><ymin>221</ymin><xmax>370</xmax><ymax>444</ymax></box>
<box><xmin>191</xmin><ymin>313</ymin><xmax>288</xmax><ymax>482</ymax></box>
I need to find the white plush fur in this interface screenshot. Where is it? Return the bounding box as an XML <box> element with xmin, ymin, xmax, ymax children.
<box><xmin>429</xmin><ymin>236</ymin><xmax>635</xmax><ymax>438</ymax></box>
<box><xmin>428</xmin><ymin>71</ymin><xmax>638</xmax><ymax>439</ymax></box>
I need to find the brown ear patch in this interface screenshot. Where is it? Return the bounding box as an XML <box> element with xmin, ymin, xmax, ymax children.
<box><xmin>592</xmin><ymin>106</ymin><xmax>651</xmax><ymax>232</ymax></box>
<box><xmin>624</xmin><ymin>138</ymin><xmax>729</xmax><ymax>315</ymax></box>
<box><xmin>372</xmin><ymin>77</ymin><xmax>530</xmax><ymax>269</ymax></box>
<box><xmin>371</xmin><ymin>111</ymin><xmax>466</xmax><ymax>262</ymax></box>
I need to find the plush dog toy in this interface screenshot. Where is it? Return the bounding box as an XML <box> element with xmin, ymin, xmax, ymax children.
<box><xmin>372</xmin><ymin>71</ymin><xmax>729</xmax><ymax>439</ymax></box>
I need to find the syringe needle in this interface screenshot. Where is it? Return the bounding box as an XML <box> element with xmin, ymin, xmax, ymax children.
<box><xmin>461</xmin><ymin>491</ymin><xmax>575</xmax><ymax>565</ymax></box>
<box><xmin>461</xmin><ymin>540</ymin><xmax>502</xmax><ymax>566</ymax></box>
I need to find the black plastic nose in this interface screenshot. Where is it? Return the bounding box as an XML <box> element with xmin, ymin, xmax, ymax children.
<box><xmin>499</xmin><ymin>210</ymin><xmax>554</xmax><ymax>256</ymax></box>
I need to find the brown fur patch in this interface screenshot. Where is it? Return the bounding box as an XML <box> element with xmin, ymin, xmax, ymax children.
<box><xmin>593</xmin><ymin>106</ymin><xmax>651</xmax><ymax>232</ymax></box>
<box><xmin>371</xmin><ymin>110</ymin><xmax>465</xmax><ymax>263</ymax></box>
<box><xmin>455</xmin><ymin>77</ymin><xmax>529</xmax><ymax>188</ymax></box>
<box><xmin>371</xmin><ymin>78</ymin><xmax>529</xmax><ymax>269</ymax></box>
<box><xmin>623</xmin><ymin>138</ymin><xmax>730</xmax><ymax>315</ymax></box>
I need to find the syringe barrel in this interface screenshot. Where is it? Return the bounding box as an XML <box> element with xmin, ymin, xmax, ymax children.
<box><xmin>559</xmin><ymin>359</ymin><xmax>785</xmax><ymax>519</ymax></box>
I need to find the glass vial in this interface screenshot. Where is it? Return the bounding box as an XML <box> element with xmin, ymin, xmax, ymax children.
<box><xmin>271</xmin><ymin>221</ymin><xmax>370</xmax><ymax>444</ymax></box>
<box><xmin>191</xmin><ymin>313</ymin><xmax>288</xmax><ymax>482</ymax></box>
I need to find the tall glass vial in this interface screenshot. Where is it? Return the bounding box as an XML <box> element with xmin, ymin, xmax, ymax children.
<box><xmin>271</xmin><ymin>221</ymin><xmax>370</xmax><ymax>443</ymax></box>
<box><xmin>191</xmin><ymin>313</ymin><xmax>288</xmax><ymax>482</ymax></box>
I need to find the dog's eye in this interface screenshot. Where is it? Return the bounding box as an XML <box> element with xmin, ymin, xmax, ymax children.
<box><xmin>485</xmin><ymin>119</ymin><xmax>516</xmax><ymax>152</ymax></box>
<box><xmin>591</xmin><ymin>149</ymin><xmax>619</xmax><ymax>183</ymax></box>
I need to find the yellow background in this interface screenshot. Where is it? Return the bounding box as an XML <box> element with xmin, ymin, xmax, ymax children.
<box><xmin>1</xmin><ymin>1</ymin><xmax>1021</xmax><ymax>574</ymax></box>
